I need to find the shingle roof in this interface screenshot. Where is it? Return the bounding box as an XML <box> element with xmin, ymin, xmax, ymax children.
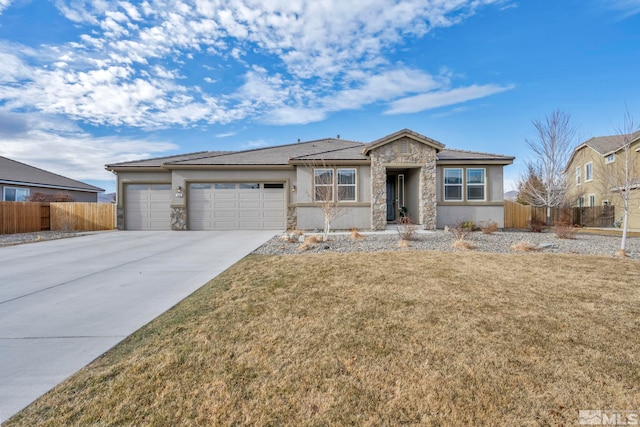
<box><xmin>166</xmin><ymin>139</ymin><xmax>363</xmax><ymax>166</ymax></box>
<box><xmin>437</xmin><ymin>148</ymin><xmax>515</xmax><ymax>162</ymax></box>
<box><xmin>0</xmin><ymin>156</ymin><xmax>103</xmax><ymax>192</ymax></box>
<box><xmin>105</xmin><ymin>151</ymin><xmax>230</xmax><ymax>168</ymax></box>
<box><xmin>583</xmin><ymin>130</ymin><xmax>640</xmax><ymax>155</ymax></box>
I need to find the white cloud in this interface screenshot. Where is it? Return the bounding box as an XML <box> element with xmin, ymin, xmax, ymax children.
<box><xmin>0</xmin><ymin>112</ymin><xmax>177</xmax><ymax>182</ymax></box>
<box><xmin>385</xmin><ymin>84</ymin><xmax>515</xmax><ymax>115</ymax></box>
<box><xmin>0</xmin><ymin>0</ymin><xmax>512</xmax><ymax>128</ymax></box>
<box><xmin>600</xmin><ymin>0</ymin><xmax>640</xmax><ymax>17</ymax></box>
<box><xmin>0</xmin><ymin>0</ymin><xmax>12</xmax><ymax>15</ymax></box>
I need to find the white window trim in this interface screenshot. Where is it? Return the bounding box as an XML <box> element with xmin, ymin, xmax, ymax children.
<box><xmin>443</xmin><ymin>168</ymin><xmax>463</xmax><ymax>202</ymax></box>
<box><xmin>3</xmin><ymin>186</ymin><xmax>30</xmax><ymax>201</ymax></box>
<box><xmin>336</xmin><ymin>168</ymin><xmax>357</xmax><ymax>202</ymax></box>
<box><xmin>577</xmin><ymin>196</ymin><xmax>585</xmax><ymax>208</ymax></box>
<box><xmin>466</xmin><ymin>168</ymin><xmax>487</xmax><ymax>202</ymax></box>
<box><xmin>585</xmin><ymin>162</ymin><xmax>593</xmax><ymax>182</ymax></box>
<box><xmin>588</xmin><ymin>194</ymin><xmax>596</xmax><ymax>207</ymax></box>
<box><xmin>605</xmin><ymin>154</ymin><xmax>615</xmax><ymax>164</ymax></box>
<box><xmin>575</xmin><ymin>166</ymin><xmax>581</xmax><ymax>186</ymax></box>
<box><xmin>314</xmin><ymin>168</ymin><xmax>334</xmax><ymax>202</ymax></box>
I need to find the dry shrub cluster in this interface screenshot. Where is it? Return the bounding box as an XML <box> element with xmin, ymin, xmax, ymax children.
<box><xmin>553</xmin><ymin>222</ymin><xmax>578</xmax><ymax>239</ymax></box>
<box><xmin>510</xmin><ymin>241</ymin><xmax>540</xmax><ymax>252</ymax></box>
<box><xmin>349</xmin><ymin>228</ymin><xmax>364</xmax><ymax>240</ymax></box>
<box><xmin>298</xmin><ymin>235</ymin><xmax>322</xmax><ymax>251</ymax></box>
<box><xmin>450</xmin><ymin>226</ymin><xmax>476</xmax><ymax>250</ymax></box>
<box><xmin>480</xmin><ymin>220</ymin><xmax>499</xmax><ymax>235</ymax></box>
<box><xmin>397</xmin><ymin>216</ymin><xmax>418</xmax><ymax>242</ymax></box>
<box><xmin>528</xmin><ymin>220</ymin><xmax>545</xmax><ymax>233</ymax></box>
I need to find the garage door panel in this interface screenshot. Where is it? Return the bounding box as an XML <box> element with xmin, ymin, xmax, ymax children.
<box><xmin>188</xmin><ymin>182</ymin><xmax>285</xmax><ymax>230</ymax></box>
<box><xmin>125</xmin><ymin>184</ymin><xmax>171</xmax><ymax>230</ymax></box>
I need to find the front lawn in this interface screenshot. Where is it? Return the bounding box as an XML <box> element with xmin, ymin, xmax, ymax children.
<box><xmin>8</xmin><ymin>251</ymin><xmax>640</xmax><ymax>426</ymax></box>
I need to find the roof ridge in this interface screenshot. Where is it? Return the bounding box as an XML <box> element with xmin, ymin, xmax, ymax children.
<box><xmin>290</xmin><ymin>142</ymin><xmax>366</xmax><ymax>160</ymax></box>
<box><xmin>108</xmin><ymin>150</ymin><xmax>219</xmax><ymax>166</ymax></box>
<box><xmin>440</xmin><ymin>147</ymin><xmax>513</xmax><ymax>158</ymax></box>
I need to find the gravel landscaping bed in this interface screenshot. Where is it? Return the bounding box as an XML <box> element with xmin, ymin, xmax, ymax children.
<box><xmin>253</xmin><ymin>229</ymin><xmax>640</xmax><ymax>259</ymax></box>
<box><xmin>0</xmin><ymin>231</ymin><xmax>83</xmax><ymax>247</ymax></box>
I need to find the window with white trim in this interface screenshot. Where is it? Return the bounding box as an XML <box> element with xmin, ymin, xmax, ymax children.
<box><xmin>605</xmin><ymin>154</ymin><xmax>615</xmax><ymax>164</ymax></box>
<box><xmin>336</xmin><ymin>168</ymin><xmax>356</xmax><ymax>202</ymax></box>
<box><xmin>585</xmin><ymin>162</ymin><xmax>593</xmax><ymax>181</ymax></box>
<box><xmin>314</xmin><ymin>169</ymin><xmax>334</xmax><ymax>202</ymax></box>
<box><xmin>588</xmin><ymin>194</ymin><xmax>596</xmax><ymax>207</ymax></box>
<box><xmin>3</xmin><ymin>187</ymin><xmax>30</xmax><ymax>201</ymax></box>
<box><xmin>578</xmin><ymin>196</ymin><xmax>584</xmax><ymax>208</ymax></box>
<box><xmin>314</xmin><ymin>168</ymin><xmax>357</xmax><ymax>202</ymax></box>
<box><xmin>443</xmin><ymin>168</ymin><xmax>463</xmax><ymax>201</ymax></box>
<box><xmin>575</xmin><ymin>166</ymin><xmax>581</xmax><ymax>185</ymax></box>
<box><xmin>466</xmin><ymin>168</ymin><xmax>486</xmax><ymax>201</ymax></box>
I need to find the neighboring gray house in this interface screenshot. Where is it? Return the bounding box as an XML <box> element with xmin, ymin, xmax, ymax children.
<box><xmin>0</xmin><ymin>156</ymin><xmax>103</xmax><ymax>202</ymax></box>
<box><xmin>106</xmin><ymin>129</ymin><xmax>514</xmax><ymax>231</ymax></box>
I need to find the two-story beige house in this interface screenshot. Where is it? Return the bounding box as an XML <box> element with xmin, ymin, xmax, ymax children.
<box><xmin>565</xmin><ymin>131</ymin><xmax>640</xmax><ymax>228</ymax></box>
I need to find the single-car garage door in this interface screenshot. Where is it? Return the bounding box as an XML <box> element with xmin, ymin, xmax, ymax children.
<box><xmin>125</xmin><ymin>184</ymin><xmax>171</xmax><ymax>230</ymax></box>
<box><xmin>189</xmin><ymin>182</ymin><xmax>286</xmax><ymax>230</ymax></box>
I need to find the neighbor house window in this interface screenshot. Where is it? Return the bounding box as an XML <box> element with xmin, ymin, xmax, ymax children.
<box><xmin>314</xmin><ymin>168</ymin><xmax>334</xmax><ymax>202</ymax></box>
<box><xmin>585</xmin><ymin>162</ymin><xmax>593</xmax><ymax>181</ymax></box>
<box><xmin>314</xmin><ymin>168</ymin><xmax>357</xmax><ymax>202</ymax></box>
<box><xmin>605</xmin><ymin>154</ymin><xmax>615</xmax><ymax>164</ymax></box>
<box><xmin>575</xmin><ymin>167</ymin><xmax>581</xmax><ymax>185</ymax></box>
<box><xmin>466</xmin><ymin>168</ymin><xmax>486</xmax><ymax>201</ymax></box>
<box><xmin>588</xmin><ymin>194</ymin><xmax>596</xmax><ymax>207</ymax></box>
<box><xmin>337</xmin><ymin>168</ymin><xmax>356</xmax><ymax>202</ymax></box>
<box><xmin>443</xmin><ymin>168</ymin><xmax>463</xmax><ymax>201</ymax></box>
<box><xmin>3</xmin><ymin>187</ymin><xmax>30</xmax><ymax>201</ymax></box>
<box><xmin>578</xmin><ymin>196</ymin><xmax>584</xmax><ymax>208</ymax></box>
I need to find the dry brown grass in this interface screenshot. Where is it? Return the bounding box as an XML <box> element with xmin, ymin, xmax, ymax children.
<box><xmin>510</xmin><ymin>241</ymin><xmax>540</xmax><ymax>252</ymax></box>
<box><xmin>452</xmin><ymin>239</ymin><xmax>476</xmax><ymax>250</ymax></box>
<box><xmin>7</xmin><ymin>252</ymin><xmax>640</xmax><ymax>426</ymax></box>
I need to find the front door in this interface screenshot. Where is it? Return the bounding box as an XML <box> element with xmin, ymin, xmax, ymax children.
<box><xmin>386</xmin><ymin>176</ymin><xmax>395</xmax><ymax>221</ymax></box>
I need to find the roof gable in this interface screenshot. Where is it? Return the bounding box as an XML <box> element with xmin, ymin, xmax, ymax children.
<box><xmin>0</xmin><ymin>156</ymin><xmax>103</xmax><ymax>193</ymax></box>
<box><xmin>362</xmin><ymin>128</ymin><xmax>445</xmax><ymax>155</ymax></box>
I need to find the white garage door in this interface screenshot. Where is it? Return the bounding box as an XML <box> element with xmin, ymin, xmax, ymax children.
<box><xmin>125</xmin><ymin>184</ymin><xmax>171</xmax><ymax>230</ymax></box>
<box><xmin>189</xmin><ymin>183</ymin><xmax>286</xmax><ymax>230</ymax></box>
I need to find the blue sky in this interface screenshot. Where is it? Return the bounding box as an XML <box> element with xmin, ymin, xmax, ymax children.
<box><xmin>0</xmin><ymin>0</ymin><xmax>639</xmax><ymax>193</ymax></box>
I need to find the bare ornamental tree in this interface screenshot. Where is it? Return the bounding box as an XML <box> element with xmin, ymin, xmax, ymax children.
<box><xmin>596</xmin><ymin>109</ymin><xmax>640</xmax><ymax>256</ymax></box>
<box><xmin>518</xmin><ymin>110</ymin><xmax>577</xmax><ymax>225</ymax></box>
<box><xmin>308</xmin><ymin>161</ymin><xmax>351</xmax><ymax>241</ymax></box>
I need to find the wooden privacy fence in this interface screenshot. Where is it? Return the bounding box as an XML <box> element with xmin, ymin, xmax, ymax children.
<box><xmin>504</xmin><ymin>201</ymin><xmax>615</xmax><ymax>228</ymax></box>
<box><xmin>0</xmin><ymin>202</ymin><xmax>115</xmax><ymax>234</ymax></box>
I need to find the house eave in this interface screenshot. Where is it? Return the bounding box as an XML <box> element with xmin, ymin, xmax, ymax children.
<box><xmin>0</xmin><ymin>179</ymin><xmax>103</xmax><ymax>193</ymax></box>
<box><xmin>436</xmin><ymin>159</ymin><xmax>514</xmax><ymax>166</ymax></box>
<box><xmin>161</xmin><ymin>164</ymin><xmax>295</xmax><ymax>170</ymax></box>
<box><xmin>288</xmin><ymin>159</ymin><xmax>371</xmax><ymax>166</ymax></box>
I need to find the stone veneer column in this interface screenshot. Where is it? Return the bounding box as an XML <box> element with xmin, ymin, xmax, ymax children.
<box><xmin>369</xmin><ymin>137</ymin><xmax>437</xmax><ymax>230</ymax></box>
<box><xmin>370</xmin><ymin>151</ymin><xmax>388</xmax><ymax>230</ymax></box>
<box><xmin>287</xmin><ymin>206</ymin><xmax>297</xmax><ymax>230</ymax></box>
<box><xmin>116</xmin><ymin>207</ymin><xmax>125</xmax><ymax>230</ymax></box>
<box><xmin>171</xmin><ymin>206</ymin><xmax>187</xmax><ymax>230</ymax></box>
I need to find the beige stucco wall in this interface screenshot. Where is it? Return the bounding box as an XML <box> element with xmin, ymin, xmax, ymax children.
<box><xmin>296</xmin><ymin>206</ymin><xmax>371</xmax><ymax>230</ymax></box>
<box><xmin>437</xmin><ymin>205</ymin><xmax>505</xmax><ymax>229</ymax></box>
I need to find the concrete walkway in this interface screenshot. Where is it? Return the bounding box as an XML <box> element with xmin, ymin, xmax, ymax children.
<box><xmin>0</xmin><ymin>230</ymin><xmax>276</xmax><ymax>422</ymax></box>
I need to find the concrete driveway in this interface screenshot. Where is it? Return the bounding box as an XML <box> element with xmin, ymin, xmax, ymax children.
<box><xmin>0</xmin><ymin>230</ymin><xmax>276</xmax><ymax>421</ymax></box>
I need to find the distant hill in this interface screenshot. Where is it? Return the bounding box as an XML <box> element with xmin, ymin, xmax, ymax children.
<box><xmin>504</xmin><ymin>190</ymin><xmax>518</xmax><ymax>201</ymax></box>
<box><xmin>98</xmin><ymin>192</ymin><xmax>116</xmax><ymax>203</ymax></box>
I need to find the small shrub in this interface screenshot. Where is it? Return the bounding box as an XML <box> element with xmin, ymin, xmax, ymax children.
<box><xmin>397</xmin><ymin>239</ymin><xmax>409</xmax><ymax>248</ymax></box>
<box><xmin>528</xmin><ymin>220</ymin><xmax>545</xmax><ymax>233</ymax></box>
<box><xmin>553</xmin><ymin>222</ymin><xmax>577</xmax><ymax>239</ymax></box>
<box><xmin>297</xmin><ymin>235</ymin><xmax>322</xmax><ymax>251</ymax></box>
<box><xmin>450</xmin><ymin>226</ymin><xmax>476</xmax><ymax>250</ymax></box>
<box><xmin>460</xmin><ymin>220</ymin><xmax>478</xmax><ymax>231</ymax></box>
<box><xmin>510</xmin><ymin>241</ymin><xmax>540</xmax><ymax>252</ymax></box>
<box><xmin>397</xmin><ymin>216</ymin><xmax>418</xmax><ymax>241</ymax></box>
<box><xmin>350</xmin><ymin>228</ymin><xmax>365</xmax><ymax>240</ymax></box>
<box><xmin>480</xmin><ymin>220</ymin><xmax>499</xmax><ymax>235</ymax></box>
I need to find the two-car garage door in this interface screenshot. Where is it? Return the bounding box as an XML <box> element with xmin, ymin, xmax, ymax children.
<box><xmin>126</xmin><ymin>182</ymin><xmax>286</xmax><ymax>230</ymax></box>
<box><xmin>188</xmin><ymin>183</ymin><xmax>286</xmax><ymax>230</ymax></box>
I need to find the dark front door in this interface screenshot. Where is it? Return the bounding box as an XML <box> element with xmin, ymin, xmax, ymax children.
<box><xmin>386</xmin><ymin>176</ymin><xmax>395</xmax><ymax>221</ymax></box>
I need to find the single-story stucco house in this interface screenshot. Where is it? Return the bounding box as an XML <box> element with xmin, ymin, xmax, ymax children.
<box><xmin>105</xmin><ymin>129</ymin><xmax>514</xmax><ymax>231</ymax></box>
<box><xmin>1</xmin><ymin>156</ymin><xmax>104</xmax><ymax>202</ymax></box>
